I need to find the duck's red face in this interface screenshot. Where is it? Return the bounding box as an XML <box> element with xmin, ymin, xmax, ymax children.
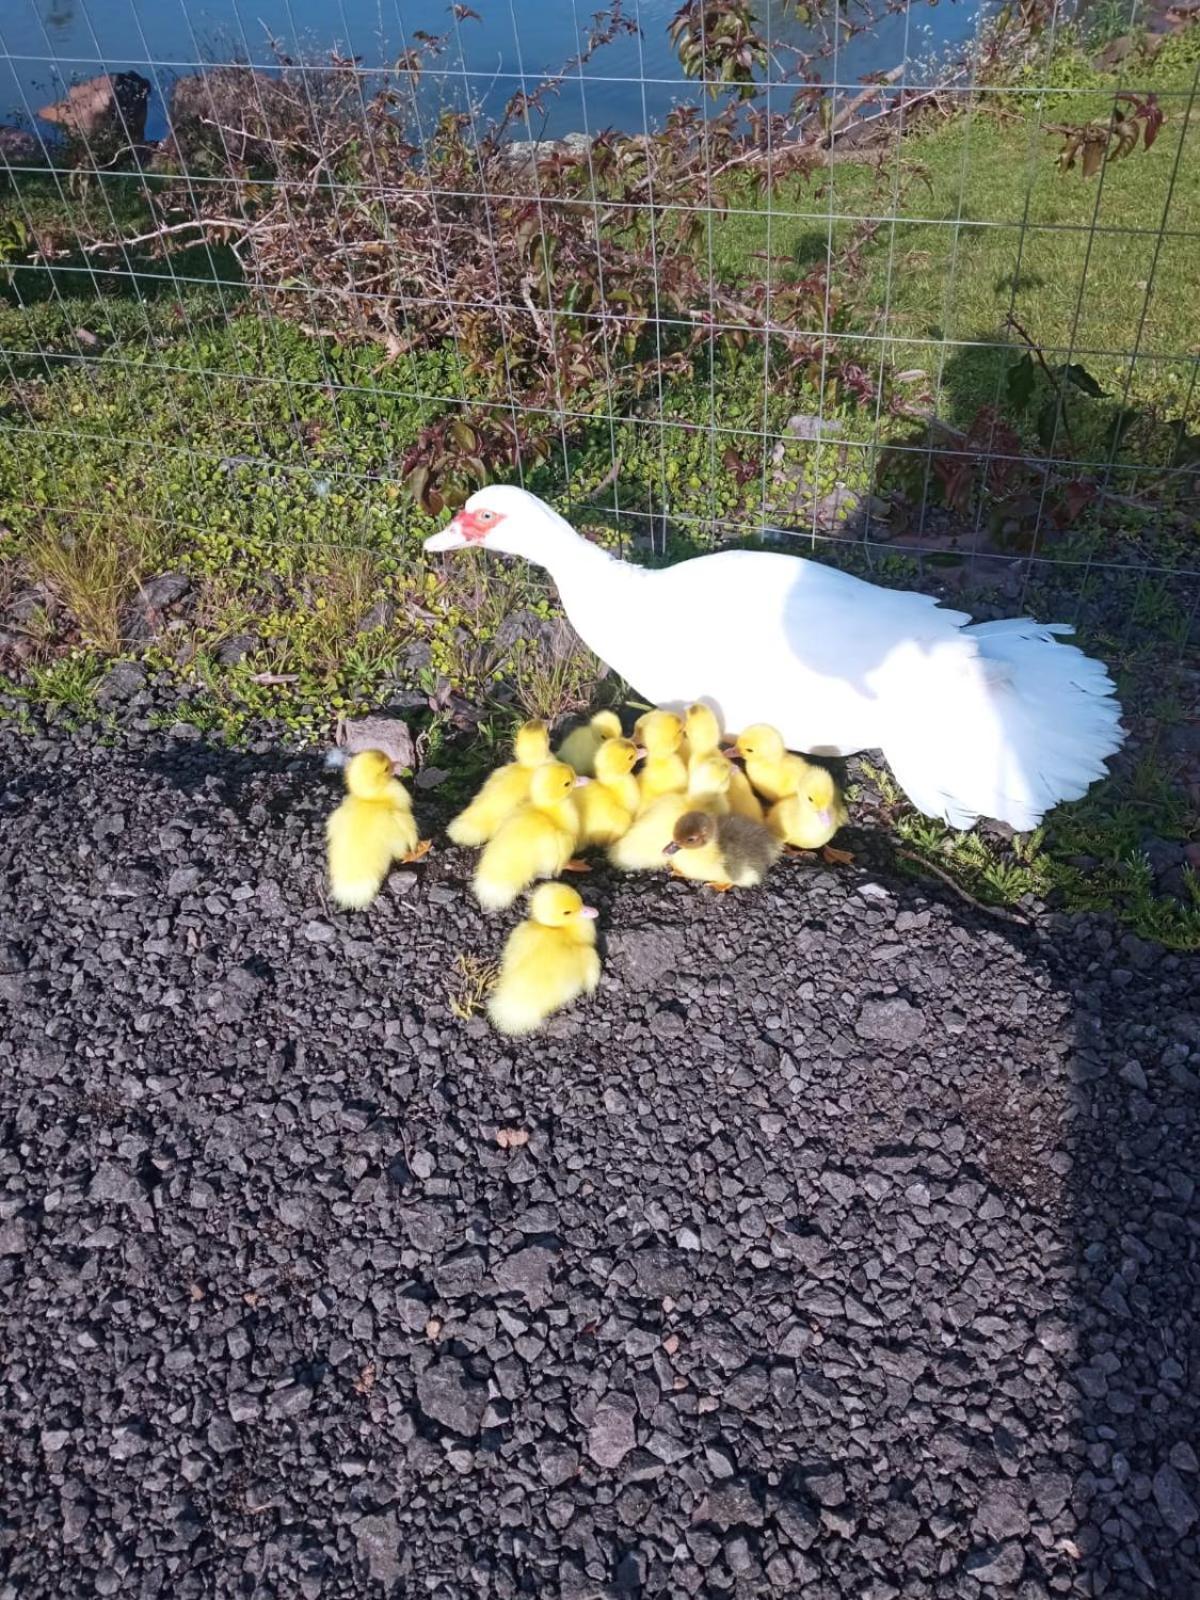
<box><xmin>426</xmin><ymin>504</ymin><xmax>507</xmax><ymax>551</ymax></box>
<box><xmin>452</xmin><ymin>505</ymin><xmax>506</xmax><ymax>543</ymax></box>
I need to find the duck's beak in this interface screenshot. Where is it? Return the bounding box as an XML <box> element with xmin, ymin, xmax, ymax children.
<box><xmin>662</xmin><ymin>841</ymin><xmax>681</xmax><ymax>856</ymax></box>
<box><xmin>721</xmin><ymin>745</ymin><xmax>742</xmax><ymax>760</ymax></box>
<box><xmin>578</xmin><ymin>905</ymin><xmax>599</xmax><ymax>920</ymax></box>
<box><xmin>424</xmin><ymin>513</ymin><xmax>469</xmax><ymax>553</ymax></box>
<box><xmin>573</xmin><ymin>774</ymin><xmax>590</xmax><ymax>788</ymax></box>
<box><xmin>815</xmin><ymin>807</ymin><xmax>832</xmax><ymax>828</ymax></box>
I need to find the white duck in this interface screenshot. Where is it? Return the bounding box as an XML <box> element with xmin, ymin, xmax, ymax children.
<box><xmin>425</xmin><ymin>486</ymin><xmax>1124</xmax><ymax>831</ymax></box>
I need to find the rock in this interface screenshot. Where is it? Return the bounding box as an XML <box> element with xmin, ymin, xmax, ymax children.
<box><xmin>137</xmin><ymin>572</ymin><xmax>190</xmax><ymax>610</ymax></box>
<box><xmin>354</xmin><ymin>1512</ymin><xmax>402</xmax><ymax>1586</ymax></box>
<box><xmin>964</xmin><ymin>1543</ymin><xmax>1026</xmax><ymax>1586</ymax></box>
<box><xmin>588</xmin><ymin>1394</ymin><xmax>637</xmax><ymax>1469</ymax></box>
<box><xmin>0</xmin><ymin>1218</ymin><xmax>30</xmax><ymax>1255</ymax></box>
<box><xmin>703</xmin><ymin>1479</ymin><xmax>764</xmax><ymax>1530</ymax></box>
<box><xmin>856</xmin><ymin>996</ymin><xmax>926</xmax><ymax>1046</ymax></box>
<box><xmin>37</xmin><ymin>72</ymin><xmax>151</xmax><ymax>142</ymax></box>
<box><xmin>1119</xmin><ymin>1059</ymin><xmax>1149</xmax><ymax>1090</ymax></box>
<box><xmin>804</xmin><ymin>1470</ymin><xmax>846</xmax><ymax>1507</ymax></box>
<box><xmin>493</xmin><ymin>1243</ymin><xmax>557</xmax><ymax>1308</ymax></box>
<box><xmin>88</xmin><ymin>1162</ymin><xmax>144</xmax><ymax>1205</ymax></box>
<box><xmin>0</xmin><ymin>127</ymin><xmax>42</xmax><ymax>164</ymax></box>
<box><xmin>416</xmin><ymin>1359</ymin><xmax>487</xmax><ymax>1436</ymax></box>
<box><xmin>1153</xmin><ymin>1464</ymin><xmax>1199</xmax><ymax>1536</ymax></box>
<box><xmin>605</xmin><ymin>925</ymin><xmax>688</xmax><ymax>985</ymax></box>
<box><xmin>167</xmin><ymin>866</ymin><xmax>201</xmax><ymax>897</ymax></box>
<box><xmin>215</xmin><ymin>633</ymin><xmax>258</xmax><ymax>666</ymax></box>
<box><xmin>337</xmin><ymin>714</ymin><xmax>415</xmax><ymax>771</ymax></box>
<box><xmin>96</xmin><ymin>661</ymin><xmax>147</xmax><ymax>705</ymax></box>
<box><xmin>786</xmin><ymin>414</ymin><xmax>844</xmax><ymax>441</ymax></box>
<box><xmin>632</xmin><ymin>1247</ymin><xmax>692</xmax><ymax>1297</ymax></box>
<box><xmin>537</xmin><ymin>1441</ymin><xmax>579</xmax><ymax>1486</ymax></box>
<box><xmin>974</xmin><ymin>1483</ymin><xmax>1030</xmax><ymax>1541</ymax></box>
<box><xmin>165</xmin><ymin>68</ymin><xmax>293</xmax><ymax>166</ymax></box>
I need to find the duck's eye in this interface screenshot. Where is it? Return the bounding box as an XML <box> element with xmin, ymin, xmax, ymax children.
<box><xmin>477</xmin><ymin>509</ymin><xmax>495</xmax><ymax>523</ymax></box>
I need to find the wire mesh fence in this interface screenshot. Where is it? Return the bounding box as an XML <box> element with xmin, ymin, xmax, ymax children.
<box><xmin>1</xmin><ymin>0</ymin><xmax>1198</xmax><ymax>707</ymax></box>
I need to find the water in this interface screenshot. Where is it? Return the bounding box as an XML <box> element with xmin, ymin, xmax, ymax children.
<box><xmin>1</xmin><ymin>0</ymin><xmax>988</xmax><ymax>143</ymax></box>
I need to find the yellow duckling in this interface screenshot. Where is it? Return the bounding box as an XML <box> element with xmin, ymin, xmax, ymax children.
<box><xmin>664</xmin><ymin>809</ymin><xmax>782</xmax><ymax>890</ymax></box>
<box><xmin>767</xmin><ymin>762</ymin><xmax>849</xmax><ymax>853</ymax></box>
<box><xmin>685</xmin><ymin>702</ymin><xmax>764</xmax><ymax>823</ymax></box>
<box><xmin>608</xmin><ymin>754</ymin><xmax>732</xmax><ymax>872</ymax></box>
<box><xmin>729</xmin><ymin>723</ymin><xmax>813</xmax><ymax>804</ymax></box>
<box><xmin>556</xmin><ymin>710</ymin><xmax>623</xmax><ymax>778</ymax></box>
<box><xmin>447</xmin><ymin>719</ymin><xmax>551</xmax><ymax>847</ymax></box>
<box><xmin>634</xmin><ymin>709</ymin><xmax>688</xmax><ymax>809</ymax></box>
<box><xmin>574</xmin><ymin>737</ymin><xmax>641</xmax><ymax>848</ymax></box>
<box><xmin>326</xmin><ymin>750</ymin><xmax>424</xmax><ymax>910</ymax></box>
<box><xmin>487</xmin><ymin>881</ymin><xmax>601</xmax><ymax>1036</ymax></box>
<box><xmin>473</xmin><ymin>761</ymin><xmax>583</xmax><ymax>911</ymax></box>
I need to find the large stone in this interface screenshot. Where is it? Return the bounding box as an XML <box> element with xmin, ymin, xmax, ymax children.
<box><xmin>587</xmin><ymin>1393</ymin><xmax>637</xmax><ymax>1469</ymax></box>
<box><xmin>856</xmin><ymin>996</ymin><xmax>926</xmax><ymax>1046</ymax></box>
<box><xmin>0</xmin><ymin>127</ymin><xmax>42</xmax><ymax>164</ymax></box>
<box><xmin>1153</xmin><ymin>1463</ymin><xmax>1199</xmax><ymax>1536</ymax></box>
<box><xmin>354</xmin><ymin>1512</ymin><xmax>402</xmax><ymax>1586</ymax></box>
<box><xmin>337</xmin><ymin>714</ymin><xmax>415</xmax><ymax>772</ymax></box>
<box><xmin>964</xmin><ymin>1543</ymin><xmax>1026</xmax><ymax>1586</ymax></box>
<box><xmin>38</xmin><ymin>73</ymin><xmax>150</xmax><ymax>143</ymax></box>
<box><xmin>415</xmin><ymin>1358</ymin><xmax>487</xmax><ymax>1436</ymax></box>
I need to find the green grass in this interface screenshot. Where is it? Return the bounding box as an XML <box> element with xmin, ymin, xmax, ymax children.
<box><xmin>713</xmin><ymin>30</ymin><xmax>1200</xmax><ymax>446</ymax></box>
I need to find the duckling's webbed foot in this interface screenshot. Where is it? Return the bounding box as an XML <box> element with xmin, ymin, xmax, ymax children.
<box><xmin>821</xmin><ymin>845</ymin><xmax>854</xmax><ymax>866</ymax></box>
<box><xmin>563</xmin><ymin>858</ymin><xmax>592</xmax><ymax>874</ymax></box>
<box><xmin>402</xmin><ymin>839</ymin><xmax>434</xmax><ymax>863</ymax></box>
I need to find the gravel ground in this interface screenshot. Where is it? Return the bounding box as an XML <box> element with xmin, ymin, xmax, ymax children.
<box><xmin>1</xmin><ymin>707</ymin><xmax>1198</xmax><ymax>1600</ymax></box>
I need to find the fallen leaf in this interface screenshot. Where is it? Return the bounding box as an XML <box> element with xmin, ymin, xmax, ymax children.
<box><xmin>496</xmin><ymin>1127</ymin><xmax>529</xmax><ymax>1149</ymax></box>
<box><xmin>188</xmin><ymin>1282</ymin><xmax>205</xmax><ymax>1302</ymax></box>
<box><xmin>401</xmin><ymin>838</ymin><xmax>433</xmax><ymax>863</ymax></box>
<box><xmin>354</xmin><ymin>1361</ymin><xmax>377</xmax><ymax>1393</ymax></box>
<box><xmin>249</xmin><ymin>672</ymin><xmax>299</xmax><ymax>686</ymax></box>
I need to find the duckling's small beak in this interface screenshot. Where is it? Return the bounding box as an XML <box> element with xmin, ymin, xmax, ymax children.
<box><xmin>816</xmin><ymin>807</ymin><xmax>832</xmax><ymax>828</ymax></box>
<box><xmin>578</xmin><ymin>905</ymin><xmax>599</xmax><ymax>920</ymax></box>
<box><xmin>721</xmin><ymin>745</ymin><xmax>742</xmax><ymax>761</ymax></box>
<box><xmin>573</xmin><ymin>774</ymin><xmax>590</xmax><ymax>788</ymax></box>
<box><xmin>662</xmin><ymin>841</ymin><xmax>681</xmax><ymax>856</ymax></box>
<box><xmin>634</xmin><ymin>746</ymin><xmax>647</xmax><ymax>759</ymax></box>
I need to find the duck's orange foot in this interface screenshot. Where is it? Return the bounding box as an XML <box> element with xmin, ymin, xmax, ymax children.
<box><xmin>782</xmin><ymin>844</ymin><xmax>812</xmax><ymax>858</ymax></box>
<box><xmin>563</xmin><ymin>858</ymin><xmax>592</xmax><ymax>874</ymax></box>
<box><xmin>401</xmin><ymin>838</ymin><xmax>434</xmax><ymax>863</ymax></box>
<box><xmin>707</xmin><ymin>880</ymin><xmax>735</xmax><ymax>893</ymax></box>
<box><xmin>821</xmin><ymin>845</ymin><xmax>855</xmax><ymax>866</ymax></box>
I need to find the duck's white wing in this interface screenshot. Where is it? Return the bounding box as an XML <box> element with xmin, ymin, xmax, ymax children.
<box><xmin>636</xmin><ymin>550</ymin><xmax>973</xmax><ymax>755</ymax></box>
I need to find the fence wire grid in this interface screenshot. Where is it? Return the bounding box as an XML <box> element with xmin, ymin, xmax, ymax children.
<box><xmin>1</xmin><ymin>0</ymin><xmax>1198</xmax><ymax>690</ymax></box>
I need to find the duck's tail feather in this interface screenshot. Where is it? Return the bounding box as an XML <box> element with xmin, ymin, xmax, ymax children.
<box><xmin>881</xmin><ymin>619</ymin><xmax>1124</xmax><ymax>832</ymax></box>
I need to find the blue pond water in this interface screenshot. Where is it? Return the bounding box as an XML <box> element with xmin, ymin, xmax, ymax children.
<box><xmin>2</xmin><ymin>0</ymin><xmax>988</xmax><ymax>142</ymax></box>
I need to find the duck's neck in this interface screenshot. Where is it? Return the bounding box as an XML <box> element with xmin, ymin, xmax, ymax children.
<box><xmin>514</xmin><ymin>522</ymin><xmax>622</xmax><ymax>598</ymax></box>
<box><xmin>500</xmin><ymin>513</ymin><xmax>645</xmax><ymax>677</ymax></box>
